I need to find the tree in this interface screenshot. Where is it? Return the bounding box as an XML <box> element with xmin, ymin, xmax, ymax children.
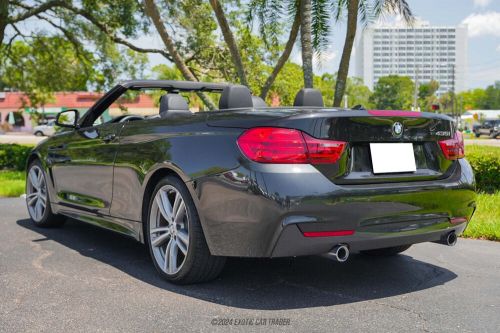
<box><xmin>369</xmin><ymin>75</ymin><xmax>414</xmax><ymax>110</ymax></box>
<box><xmin>1</xmin><ymin>0</ymin><xmax>223</xmax><ymax>108</ymax></box>
<box><xmin>480</xmin><ymin>81</ymin><xmax>500</xmax><ymax>109</ymax></box>
<box><xmin>333</xmin><ymin>0</ymin><xmax>414</xmax><ymax>107</ymax></box>
<box><xmin>418</xmin><ymin>80</ymin><xmax>439</xmax><ymax>111</ymax></box>
<box><xmin>248</xmin><ymin>0</ymin><xmax>331</xmax><ymax>96</ymax></box>
<box><xmin>1</xmin><ymin>36</ymin><xmax>148</xmax><ymax>110</ymax></box>
<box><xmin>143</xmin><ymin>0</ymin><xmax>216</xmax><ymax>109</ymax></box>
<box><xmin>333</xmin><ymin>0</ymin><xmax>359</xmax><ymax>106</ymax></box>
<box><xmin>345</xmin><ymin>77</ymin><xmax>373</xmax><ymax>108</ymax></box>
<box><xmin>300</xmin><ymin>0</ymin><xmax>314</xmax><ymax>88</ymax></box>
<box><xmin>209</xmin><ymin>0</ymin><xmax>248</xmax><ymax>86</ymax></box>
<box><xmin>458</xmin><ymin>88</ymin><xmax>487</xmax><ymax>110</ymax></box>
<box><xmin>259</xmin><ymin>9</ymin><xmax>301</xmax><ymax>99</ymax></box>
<box><xmin>439</xmin><ymin>92</ymin><xmax>455</xmax><ymax>114</ymax></box>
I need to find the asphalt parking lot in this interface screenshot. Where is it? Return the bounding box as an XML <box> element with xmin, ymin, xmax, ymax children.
<box><xmin>1</xmin><ymin>198</ymin><xmax>499</xmax><ymax>332</ymax></box>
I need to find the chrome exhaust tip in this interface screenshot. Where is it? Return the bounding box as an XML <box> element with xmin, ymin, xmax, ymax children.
<box><xmin>326</xmin><ymin>244</ymin><xmax>350</xmax><ymax>262</ymax></box>
<box><xmin>445</xmin><ymin>232</ymin><xmax>457</xmax><ymax>246</ymax></box>
<box><xmin>433</xmin><ymin>231</ymin><xmax>457</xmax><ymax>246</ymax></box>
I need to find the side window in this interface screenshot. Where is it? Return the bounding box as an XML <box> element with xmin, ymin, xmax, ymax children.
<box><xmin>90</xmin><ymin>89</ymin><xmax>162</xmax><ymax>127</ymax></box>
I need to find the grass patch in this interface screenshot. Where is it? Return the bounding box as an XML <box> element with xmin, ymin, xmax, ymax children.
<box><xmin>0</xmin><ymin>170</ymin><xmax>25</xmax><ymax>197</ymax></box>
<box><xmin>462</xmin><ymin>192</ymin><xmax>500</xmax><ymax>241</ymax></box>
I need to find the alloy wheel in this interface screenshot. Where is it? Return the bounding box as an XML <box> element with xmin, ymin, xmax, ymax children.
<box><xmin>26</xmin><ymin>165</ymin><xmax>47</xmax><ymax>222</ymax></box>
<box><xmin>149</xmin><ymin>185</ymin><xmax>190</xmax><ymax>275</ymax></box>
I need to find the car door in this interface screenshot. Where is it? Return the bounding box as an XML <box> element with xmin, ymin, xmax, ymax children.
<box><xmin>48</xmin><ymin>122</ymin><xmax>124</xmax><ymax>215</ymax></box>
<box><xmin>480</xmin><ymin>121</ymin><xmax>491</xmax><ymax>135</ymax></box>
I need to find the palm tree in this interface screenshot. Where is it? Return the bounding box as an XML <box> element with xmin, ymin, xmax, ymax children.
<box><xmin>250</xmin><ymin>0</ymin><xmax>331</xmax><ymax>94</ymax></box>
<box><xmin>259</xmin><ymin>9</ymin><xmax>301</xmax><ymax>99</ymax></box>
<box><xmin>333</xmin><ymin>0</ymin><xmax>414</xmax><ymax>107</ymax></box>
<box><xmin>209</xmin><ymin>0</ymin><xmax>249</xmax><ymax>86</ymax></box>
<box><xmin>300</xmin><ymin>0</ymin><xmax>314</xmax><ymax>88</ymax></box>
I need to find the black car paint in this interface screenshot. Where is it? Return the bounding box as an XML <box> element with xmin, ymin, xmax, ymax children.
<box><xmin>28</xmin><ymin>84</ymin><xmax>476</xmax><ymax>258</ymax></box>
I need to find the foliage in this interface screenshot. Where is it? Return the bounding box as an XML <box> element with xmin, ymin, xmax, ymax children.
<box><xmin>1</xmin><ymin>38</ymin><xmax>95</xmax><ymax>107</ymax></box>
<box><xmin>480</xmin><ymin>81</ymin><xmax>500</xmax><ymax>110</ymax></box>
<box><xmin>0</xmin><ymin>170</ymin><xmax>25</xmax><ymax>197</ymax></box>
<box><xmin>1</xmin><ymin>0</ymin><xmax>149</xmax><ymax>108</ymax></box>
<box><xmin>0</xmin><ymin>144</ymin><xmax>32</xmax><ymax>171</ymax></box>
<box><xmin>466</xmin><ymin>145</ymin><xmax>500</xmax><ymax>193</ymax></box>
<box><xmin>271</xmin><ymin>62</ymin><xmax>306</xmax><ymax>105</ymax></box>
<box><xmin>345</xmin><ymin>77</ymin><xmax>374</xmax><ymax>109</ymax></box>
<box><xmin>418</xmin><ymin>80</ymin><xmax>439</xmax><ymax>112</ymax></box>
<box><xmin>369</xmin><ymin>75</ymin><xmax>414</xmax><ymax>110</ymax></box>
<box><xmin>457</xmin><ymin>82</ymin><xmax>500</xmax><ymax>111</ymax></box>
<box><xmin>458</xmin><ymin>88</ymin><xmax>487</xmax><ymax>111</ymax></box>
<box><xmin>462</xmin><ymin>192</ymin><xmax>500</xmax><ymax>241</ymax></box>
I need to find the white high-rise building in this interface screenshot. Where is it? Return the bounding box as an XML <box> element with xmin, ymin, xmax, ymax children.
<box><xmin>354</xmin><ymin>21</ymin><xmax>467</xmax><ymax>96</ymax></box>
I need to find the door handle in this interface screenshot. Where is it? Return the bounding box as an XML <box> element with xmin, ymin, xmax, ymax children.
<box><xmin>102</xmin><ymin>133</ymin><xmax>116</xmax><ymax>143</ymax></box>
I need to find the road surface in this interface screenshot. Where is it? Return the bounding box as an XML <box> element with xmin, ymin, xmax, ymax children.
<box><xmin>0</xmin><ymin>198</ymin><xmax>499</xmax><ymax>332</ymax></box>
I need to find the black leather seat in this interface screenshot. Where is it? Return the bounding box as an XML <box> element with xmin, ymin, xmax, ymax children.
<box><xmin>159</xmin><ymin>93</ymin><xmax>191</xmax><ymax>118</ymax></box>
<box><xmin>219</xmin><ymin>85</ymin><xmax>253</xmax><ymax>109</ymax></box>
<box><xmin>293</xmin><ymin>88</ymin><xmax>324</xmax><ymax>107</ymax></box>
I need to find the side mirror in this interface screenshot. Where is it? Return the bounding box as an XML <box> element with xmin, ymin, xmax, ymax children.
<box><xmin>55</xmin><ymin>109</ymin><xmax>79</xmax><ymax>128</ymax></box>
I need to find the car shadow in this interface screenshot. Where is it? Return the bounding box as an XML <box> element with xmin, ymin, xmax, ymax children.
<box><xmin>17</xmin><ymin>218</ymin><xmax>457</xmax><ymax>310</ymax></box>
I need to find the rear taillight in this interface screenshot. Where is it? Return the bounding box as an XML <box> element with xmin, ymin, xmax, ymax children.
<box><xmin>237</xmin><ymin>127</ymin><xmax>346</xmax><ymax>164</ymax></box>
<box><xmin>439</xmin><ymin>131</ymin><xmax>465</xmax><ymax>160</ymax></box>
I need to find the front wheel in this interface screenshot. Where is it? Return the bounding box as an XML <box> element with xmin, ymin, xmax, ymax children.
<box><xmin>26</xmin><ymin>161</ymin><xmax>65</xmax><ymax>227</ymax></box>
<box><xmin>146</xmin><ymin>176</ymin><xmax>225</xmax><ymax>284</ymax></box>
<box><xmin>360</xmin><ymin>245</ymin><xmax>412</xmax><ymax>256</ymax></box>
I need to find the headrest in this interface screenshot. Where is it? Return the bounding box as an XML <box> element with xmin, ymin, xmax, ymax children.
<box><xmin>252</xmin><ymin>96</ymin><xmax>267</xmax><ymax>107</ymax></box>
<box><xmin>293</xmin><ymin>88</ymin><xmax>324</xmax><ymax>107</ymax></box>
<box><xmin>219</xmin><ymin>85</ymin><xmax>253</xmax><ymax>109</ymax></box>
<box><xmin>159</xmin><ymin>94</ymin><xmax>191</xmax><ymax>118</ymax></box>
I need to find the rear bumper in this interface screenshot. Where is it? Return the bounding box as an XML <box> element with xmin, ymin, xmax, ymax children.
<box><xmin>190</xmin><ymin>159</ymin><xmax>476</xmax><ymax>257</ymax></box>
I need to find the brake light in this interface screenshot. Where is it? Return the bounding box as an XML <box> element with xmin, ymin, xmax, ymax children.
<box><xmin>237</xmin><ymin>127</ymin><xmax>346</xmax><ymax>164</ymax></box>
<box><xmin>439</xmin><ymin>131</ymin><xmax>465</xmax><ymax>160</ymax></box>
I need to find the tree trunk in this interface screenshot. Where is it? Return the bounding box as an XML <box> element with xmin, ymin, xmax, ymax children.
<box><xmin>0</xmin><ymin>0</ymin><xmax>9</xmax><ymax>44</ymax></box>
<box><xmin>260</xmin><ymin>9</ymin><xmax>301</xmax><ymax>100</ymax></box>
<box><xmin>209</xmin><ymin>0</ymin><xmax>248</xmax><ymax>86</ymax></box>
<box><xmin>143</xmin><ymin>0</ymin><xmax>216</xmax><ymax>110</ymax></box>
<box><xmin>300</xmin><ymin>0</ymin><xmax>313</xmax><ymax>88</ymax></box>
<box><xmin>333</xmin><ymin>0</ymin><xmax>359</xmax><ymax>107</ymax></box>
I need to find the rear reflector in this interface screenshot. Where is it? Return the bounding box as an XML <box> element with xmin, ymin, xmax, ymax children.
<box><xmin>303</xmin><ymin>230</ymin><xmax>355</xmax><ymax>237</ymax></box>
<box><xmin>450</xmin><ymin>217</ymin><xmax>468</xmax><ymax>224</ymax></box>
<box><xmin>237</xmin><ymin>127</ymin><xmax>346</xmax><ymax>164</ymax></box>
<box><xmin>439</xmin><ymin>131</ymin><xmax>465</xmax><ymax>160</ymax></box>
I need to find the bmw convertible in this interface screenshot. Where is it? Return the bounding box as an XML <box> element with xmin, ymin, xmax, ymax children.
<box><xmin>25</xmin><ymin>80</ymin><xmax>476</xmax><ymax>284</ymax></box>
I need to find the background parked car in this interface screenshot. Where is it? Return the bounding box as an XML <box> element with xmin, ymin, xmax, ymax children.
<box><xmin>473</xmin><ymin>120</ymin><xmax>500</xmax><ymax>138</ymax></box>
<box><xmin>33</xmin><ymin>120</ymin><xmax>56</xmax><ymax>136</ymax></box>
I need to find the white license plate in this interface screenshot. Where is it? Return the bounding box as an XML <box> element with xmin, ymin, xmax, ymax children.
<box><xmin>369</xmin><ymin>143</ymin><xmax>416</xmax><ymax>174</ymax></box>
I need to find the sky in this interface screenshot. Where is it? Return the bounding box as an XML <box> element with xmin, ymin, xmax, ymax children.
<box><xmin>312</xmin><ymin>0</ymin><xmax>500</xmax><ymax>89</ymax></box>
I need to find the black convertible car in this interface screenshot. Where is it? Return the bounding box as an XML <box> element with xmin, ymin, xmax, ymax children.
<box><xmin>26</xmin><ymin>80</ymin><xmax>476</xmax><ymax>284</ymax></box>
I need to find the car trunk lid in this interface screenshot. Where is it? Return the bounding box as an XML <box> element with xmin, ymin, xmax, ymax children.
<box><xmin>206</xmin><ymin>108</ymin><xmax>457</xmax><ymax>184</ymax></box>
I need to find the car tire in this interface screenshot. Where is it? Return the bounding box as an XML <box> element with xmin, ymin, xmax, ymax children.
<box><xmin>360</xmin><ymin>245</ymin><xmax>412</xmax><ymax>256</ymax></box>
<box><xmin>26</xmin><ymin>160</ymin><xmax>65</xmax><ymax>227</ymax></box>
<box><xmin>34</xmin><ymin>131</ymin><xmax>44</xmax><ymax>137</ymax></box>
<box><xmin>146</xmin><ymin>175</ymin><xmax>226</xmax><ymax>284</ymax></box>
